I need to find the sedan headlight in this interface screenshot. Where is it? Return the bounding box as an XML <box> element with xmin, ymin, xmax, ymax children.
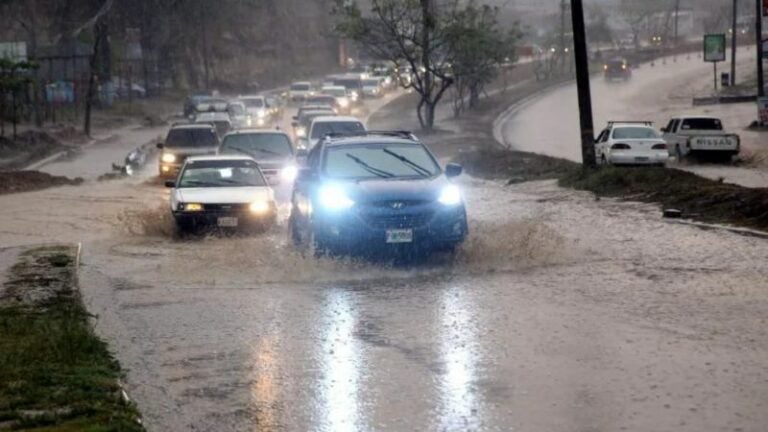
<box><xmin>161</xmin><ymin>153</ymin><xmax>176</xmax><ymax>163</ymax></box>
<box><xmin>281</xmin><ymin>165</ymin><xmax>299</xmax><ymax>182</ymax></box>
<box><xmin>256</xmin><ymin>109</ymin><xmax>267</xmax><ymax>119</ymax></box>
<box><xmin>249</xmin><ymin>200</ymin><xmax>271</xmax><ymax>214</ymax></box>
<box><xmin>296</xmin><ymin>126</ymin><xmax>307</xmax><ymax>138</ymax></box>
<box><xmin>319</xmin><ymin>184</ymin><xmax>354</xmax><ymax>210</ymax></box>
<box><xmin>338</xmin><ymin>98</ymin><xmax>350</xmax><ymax>108</ymax></box>
<box><xmin>438</xmin><ymin>185</ymin><xmax>462</xmax><ymax>206</ymax></box>
<box><xmin>183</xmin><ymin>203</ymin><xmax>204</xmax><ymax>212</ymax></box>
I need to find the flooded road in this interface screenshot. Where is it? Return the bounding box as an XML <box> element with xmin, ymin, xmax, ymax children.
<box><xmin>1</xmin><ymin>85</ymin><xmax>767</xmax><ymax>431</ymax></box>
<box><xmin>1</xmin><ymin>167</ymin><xmax>768</xmax><ymax>431</ymax></box>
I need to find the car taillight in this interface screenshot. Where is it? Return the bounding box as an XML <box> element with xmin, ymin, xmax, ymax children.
<box><xmin>652</xmin><ymin>143</ymin><xmax>667</xmax><ymax>150</ymax></box>
<box><xmin>611</xmin><ymin>143</ymin><xmax>631</xmax><ymax>150</ymax></box>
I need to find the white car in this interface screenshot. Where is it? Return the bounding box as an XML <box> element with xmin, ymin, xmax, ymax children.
<box><xmin>239</xmin><ymin>95</ymin><xmax>271</xmax><ymax>127</ymax></box>
<box><xmin>361</xmin><ymin>78</ymin><xmax>384</xmax><ymax>98</ymax></box>
<box><xmin>218</xmin><ymin>129</ymin><xmax>299</xmax><ymax>187</ymax></box>
<box><xmin>301</xmin><ymin>116</ymin><xmax>366</xmax><ymax>150</ymax></box>
<box><xmin>320</xmin><ymin>86</ymin><xmax>351</xmax><ymax>113</ymax></box>
<box><xmin>289</xmin><ymin>82</ymin><xmax>313</xmax><ymax>102</ymax></box>
<box><xmin>194</xmin><ymin>112</ymin><xmax>232</xmax><ymax>138</ymax></box>
<box><xmin>166</xmin><ymin>155</ymin><xmax>277</xmax><ymax>233</ymax></box>
<box><xmin>595</xmin><ymin>121</ymin><xmax>669</xmax><ymax>166</ymax></box>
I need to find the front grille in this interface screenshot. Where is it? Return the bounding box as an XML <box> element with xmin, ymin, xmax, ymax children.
<box><xmin>202</xmin><ymin>203</ymin><xmax>249</xmax><ymax>212</ymax></box>
<box><xmin>368</xmin><ymin>199</ymin><xmax>431</xmax><ymax>209</ymax></box>
<box><xmin>361</xmin><ymin>212</ymin><xmax>434</xmax><ymax>229</ymax></box>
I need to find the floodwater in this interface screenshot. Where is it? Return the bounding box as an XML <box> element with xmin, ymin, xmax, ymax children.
<box><xmin>0</xmin><ymin>76</ymin><xmax>767</xmax><ymax>431</ymax></box>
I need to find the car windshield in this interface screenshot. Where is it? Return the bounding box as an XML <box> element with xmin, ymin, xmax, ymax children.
<box><xmin>323</xmin><ymin>88</ymin><xmax>346</xmax><ymax>97</ymax></box>
<box><xmin>291</xmin><ymin>83</ymin><xmax>310</xmax><ymax>91</ymax></box>
<box><xmin>323</xmin><ymin>143</ymin><xmax>440</xmax><ymax>179</ymax></box>
<box><xmin>311</xmin><ymin>121</ymin><xmax>365</xmax><ymax>139</ymax></box>
<box><xmin>612</xmin><ymin>127</ymin><xmax>659</xmax><ymax>139</ymax></box>
<box><xmin>179</xmin><ymin>159</ymin><xmax>266</xmax><ymax>188</ymax></box>
<box><xmin>363</xmin><ymin>79</ymin><xmax>379</xmax><ymax>86</ymax></box>
<box><xmin>228</xmin><ymin>104</ymin><xmax>245</xmax><ymax>116</ymax></box>
<box><xmin>334</xmin><ymin>79</ymin><xmax>360</xmax><ymax>89</ymax></box>
<box><xmin>165</xmin><ymin>128</ymin><xmax>218</xmax><ymax>148</ymax></box>
<box><xmin>220</xmin><ymin>133</ymin><xmax>293</xmax><ymax>158</ymax></box>
<box><xmin>307</xmin><ymin>96</ymin><xmax>335</xmax><ymax>105</ymax></box>
<box><xmin>681</xmin><ymin>118</ymin><xmax>723</xmax><ymax>130</ymax></box>
<box><xmin>241</xmin><ymin>98</ymin><xmax>265</xmax><ymax>108</ymax></box>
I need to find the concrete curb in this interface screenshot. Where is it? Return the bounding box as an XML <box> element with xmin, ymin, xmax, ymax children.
<box><xmin>665</xmin><ymin>219</ymin><xmax>768</xmax><ymax>240</ymax></box>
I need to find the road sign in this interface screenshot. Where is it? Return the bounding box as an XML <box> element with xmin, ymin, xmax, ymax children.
<box><xmin>704</xmin><ymin>34</ymin><xmax>726</xmax><ymax>62</ymax></box>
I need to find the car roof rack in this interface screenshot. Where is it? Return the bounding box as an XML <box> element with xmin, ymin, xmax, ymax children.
<box><xmin>608</xmin><ymin>120</ymin><xmax>653</xmax><ymax>127</ymax></box>
<box><xmin>321</xmin><ymin>130</ymin><xmax>419</xmax><ymax>142</ymax></box>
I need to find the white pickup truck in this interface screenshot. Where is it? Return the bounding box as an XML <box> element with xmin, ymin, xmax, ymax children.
<box><xmin>660</xmin><ymin>116</ymin><xmax>740</xmax><ymax>160</ymax></box>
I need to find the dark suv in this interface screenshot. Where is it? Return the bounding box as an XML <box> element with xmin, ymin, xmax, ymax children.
<box><xmin>157</xmin><ymin>124</ymin><xmax>220</xmax><ymax>178</ymax></box>
<box><xmin>289</xmin><ymin>131</ymin><xmax>467</xmax><ymax>258</ymax></box>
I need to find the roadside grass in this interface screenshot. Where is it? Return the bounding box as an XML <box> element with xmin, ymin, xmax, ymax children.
<box><xmin>0</xmin><ymin>246</ymin><xmax>144</xmax><ymax>432</ymax></box>
<box><xmin>559</xmin><ymin>166</ymin><xmax>768</xmax><ymax>231</ymax></box>
<box><xmin>454</xmin><ymin>147</ymin><xmax>578</xmax><ymax>183</ymax></box>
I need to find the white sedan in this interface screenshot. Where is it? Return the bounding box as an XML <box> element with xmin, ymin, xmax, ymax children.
<box><xmin>165</xmin><ymin>155</ymin><xmax>277</xmax><ymax>233</ymax></box>
<box><xmin>595</xmin><ymin>122</ymin><xmax>669</xmax><ymax>166</ymax></box>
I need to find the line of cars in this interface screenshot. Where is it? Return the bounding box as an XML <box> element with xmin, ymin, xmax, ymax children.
<box><xmin>594</xmin><ymin>116</ymin><xmax>740</xmax><ymax>166</ymax></box>
<box><xmin>158</xmin><ymin>79</ymin><xmax>467</xmax><ymax>259</ymax></box>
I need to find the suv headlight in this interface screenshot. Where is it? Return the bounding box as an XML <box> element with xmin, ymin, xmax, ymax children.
<box><xmin>161</xmin><ymin>153</ymin><xmax>176</xmax><ymax>163</ymax></box>
<box><xmin>256</xmin><ymin>109</ymin><xmax>267</xmax><ymax>118</ymax></box>
<box><xmin>281</xmin><ymin>165</ymin><xmax>298</xmax><ymax>181</ymax></box>
<box><xmin>438</xmin><ymin>185</ymin><xmax>462</xmax><ymax>206</ymax></box>
<box><xmin>319</xmin><ymin>184</ymin><xmax>354</xmax><ymax>210</ymax></box>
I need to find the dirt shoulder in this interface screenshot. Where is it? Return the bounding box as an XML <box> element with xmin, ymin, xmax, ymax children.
<box><xmin>0</xmin><ymin>171</ymin><xmax>83</xmax><ymax>196</ymax></box>
<box><xmin>0</xmin><ymin>244</ymin><xmax>144</xmax><ymax>431</ymax></box>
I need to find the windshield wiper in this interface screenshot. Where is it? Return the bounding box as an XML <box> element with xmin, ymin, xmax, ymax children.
<box><xmin>382</xmin><ymin>148</ymin><xmax>432</xmax><ymax>177</ymax></box>
<box><xmin>345</xmin><ymin>153</ymin><xmax>395</xmax><ymax>179</ymax></box>
<box><xmin>180</xmin><ymin>180</ymin><xmax>214</xmax><ymax>187</ymax></box>
<box><xmin>227</xmin><ymin>146</ymin><xmax>257</xmax><ymax>159</ymax></box>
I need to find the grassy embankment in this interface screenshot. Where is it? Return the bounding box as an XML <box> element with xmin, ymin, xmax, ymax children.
<box><xmin>0</xmin><ymin>245</ymin><xmax>144</xmax><ymax>431</ymax></box>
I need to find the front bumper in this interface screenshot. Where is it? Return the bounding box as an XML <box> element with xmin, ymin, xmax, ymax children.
<box><xmin>173</xmin><ymin>206</ymin><xmax>277</xmax><ymax>231</ymax></box>
<box><xmin>159</xmin><ymin>163</ymin><xmax>182</xmax><ymax>178</ymax></box>
<box><xmin>312</xmin><ymin>205</ymin><xmax>468</xmax><ymax>254</ymax></box>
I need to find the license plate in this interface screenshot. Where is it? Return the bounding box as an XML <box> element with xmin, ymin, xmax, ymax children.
<box><xmin>386</xmin><ymin>229</ymin><xmax>413</xmax><ymax>244</ymax></box>
<box><xmin>635</xmin><ymin>156</ymin><xmax>649</xmax><ymax>162</ymax></box>
<box><xmin>217</xmin><ymin>217</ymin><xmax>238</xmax><ymax>227</ymax></box>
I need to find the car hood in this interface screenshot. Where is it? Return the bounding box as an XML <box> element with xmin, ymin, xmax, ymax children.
<box><xmin>176</xmin><ymin>187</ymin><xmax>272</xmax><ymax>204</ymax></box>
<box><xmin>340</xmin><ymin>177</ymin><xmax>449</xmax><ymax>204</ymax></box>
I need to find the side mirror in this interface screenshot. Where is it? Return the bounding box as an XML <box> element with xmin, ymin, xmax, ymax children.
<box><xmin>445</xmin><ymin>163</ymin><xmax>463</xmax><ymax>178</ymax></box>
<box><xmin>164</xmin><ymin>180</ymin><xmax>176</xmax><ymax>188</ymax></box>
<box><xmin>660</xmin><ymin>127</ymin><xmax>668</xmax><ymax>133</ymax></box>
<box><xmin>156</xmin><ymin>142</ymin><xmax>164</xmax><ymax>149</ymax></box>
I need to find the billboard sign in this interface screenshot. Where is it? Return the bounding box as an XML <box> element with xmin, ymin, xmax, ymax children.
<box><xmin>703</xmin><ymin>34</ymin><xmax>726</xmax><ymax>62</ymax></box>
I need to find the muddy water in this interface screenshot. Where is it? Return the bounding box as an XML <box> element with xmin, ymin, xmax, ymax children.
<box><xmin>1</xmin><ymin>172</ymin><xmax>768</xmax><ymax>431</ymax></box>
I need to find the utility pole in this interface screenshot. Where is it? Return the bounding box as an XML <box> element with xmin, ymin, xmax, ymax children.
<box><xmin>674</xmin><ymin>0</ymin><xmax>680</xmax><ymax>48</ymax></box>
<box><xmin>570</xmin><ymin>0</ymin><xmax>595</xmax><ymax>167</ymax></box>
<box><xmin>758</xmin><ymin>0</ymin><xmax>765</xmax><ymax>97</ymax></box>
<box><xmin>560</xmin><ymin>0</ymin><xmax>567</xmax><ymax>73</ymax></box>
<box><xmin>731</xmin><ymin>0</ymin><xmax>738</xmax><ymax>86</ymax></box>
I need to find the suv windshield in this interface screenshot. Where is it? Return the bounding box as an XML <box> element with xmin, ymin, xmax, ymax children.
<box><xmin>612</xmin><ymin>127</ymin><xmax>659</xmax><ymax>139</ymax></box>
<box><xmin>311</xmin><ymin>121</ymin><xmax>365</xmax><ymax>139</ymax></box>
<box><xmin>681</xmin><ymin>118</ymin><xmax>723</xmax><ymax>130</ymax></box>
<box><xmin>241</xmin><ymin>98</ymin><xmax>265</xmax><ymax>108</ymax></box>
<box><xmin>363</xmin><ymin>79</ymin><xmax>379</xmax><ymax>86</ymax></box>
<box><xmin>291</xmin><ymin>84</ymin><xmax>310</xmax><ymax>91</ymax></box>
<box><xmin>166</xmin><ymin>128</ymin><xmax>218</xmax><ymax>148</ymax></box>
<box><xmin>179</xmin><ymin>159</ymin><xmax>266</xmax><ymax>188</ymax></box>
<box><xmin>323</xmin><ymin>88</ymin><xmax>347</xmax><ymax>97</ymax></box>
<box><xmin>323</xmin><ymin>143</ymin><xmax>440</xmax><ymax>179</ymax></box>
<box><xmin>220</xmin><ymin>133</ymin><xmax>293</xmax><ymax>158</ymax></box>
